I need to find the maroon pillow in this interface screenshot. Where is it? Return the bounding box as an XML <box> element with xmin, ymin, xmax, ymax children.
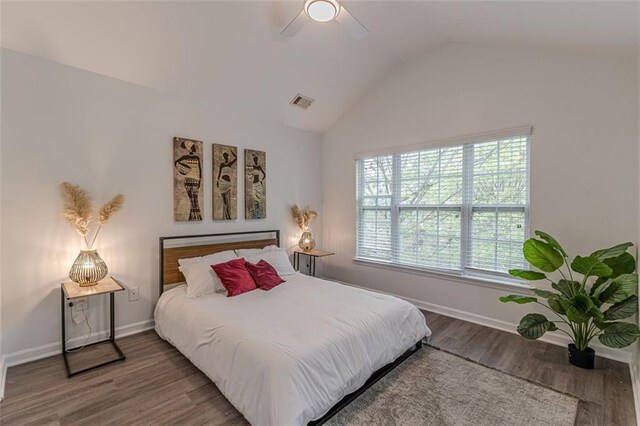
<box><xmin>211</xmin><ymin>258</ymin><xmax>256</xmax><ymax>297</ymax></box>
<box><xmin>245</xmin><ymin>259</ymin><xmax>285</xmax><ymax>291</ymax></box>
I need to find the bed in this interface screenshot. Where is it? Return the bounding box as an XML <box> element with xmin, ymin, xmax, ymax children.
<box><xmin>154</xmin><ymin>230</ymin><xmax>431</xmax><ymax>426</ymax></box>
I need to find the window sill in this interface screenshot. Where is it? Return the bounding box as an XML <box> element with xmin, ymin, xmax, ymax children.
<box><xmin>352</xmin><ymin>257</ymin><xmax>533</xmax><ymax>295</ymax></box>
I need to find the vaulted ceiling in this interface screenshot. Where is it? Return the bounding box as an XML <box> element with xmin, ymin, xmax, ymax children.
<box><xmin>2</xmin><ymin>1</ymin><xmax>638</xmax><ymax>134</ymax></box>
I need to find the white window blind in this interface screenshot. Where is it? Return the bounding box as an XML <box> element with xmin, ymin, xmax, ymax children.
<box><xmin>356</xmin><ymin>128</ymin><xmax>531</xmax><ymax>278</ymax></box>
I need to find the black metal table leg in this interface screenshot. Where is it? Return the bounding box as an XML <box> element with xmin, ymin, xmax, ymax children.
<box><xmin>61</xmin><ymin>289</ymin><xmax>71</xmax><ymax>376</ymax></box>
<box><xmin>61</xmin><ymin>289</ymin><xmax>126</xmax><ymax>378</ymax></box>
<box><xmin>110</xmin><ymin>292</ymin><xmax>115</xmax><ymax>340</ymax></box>
<box><xmin>312</xmin><ymin>256</ymin><xmax>316</xmax><ymax>276</ymax></box>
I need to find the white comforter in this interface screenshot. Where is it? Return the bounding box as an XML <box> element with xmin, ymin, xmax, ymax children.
<box><xmin>154</xmin><ymin>273</ymin><xmax>430</xmax><ymax>426</ymax></box>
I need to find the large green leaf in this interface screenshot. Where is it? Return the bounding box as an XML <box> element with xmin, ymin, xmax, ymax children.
<box><xmin>587</xmin><ymin>306</ymin><xmax>604</xmax><ymax>323</ymax></box>
<box><xmin>534</xmin><ymin>231</ymin><xmax>567</xmax><ymax>257</ymax></box>
<box><xmin>598</xmin><ymin>322</ymin><xmax>640</xmax><ymax>348</ymax></box>
<box><xmin>603</xmin><ymin>253</ymin><xmax>636</xmax><ymax>278</ymax></box>
<box><xmin>562</xmin><ymin>294</ymin><xmax>594</xmax><ymax>324</ymax></box>
<box><xmin>570</xmin><ymin>256</ymin><xmax>612</xmax><ymax>278</ymax></box>
<box><xmin>523</xmin><ymin>239</ymin><xmax>564</xmax><ymax>272</ymax></box>
<box><xmin>499</xmin><ymin>295</ymin><xmax>537</xmax><ymax>304</ymax></box>
<box><xmin>603</xmin><ymin>295</ymin><xmax>638</xmax><ymax>320</ymax></box>
<box><xmin>591</xmin><ymin>242</ymin><xmax>634</xmax><ymax>261</ymax></box>
<box><xmin>532</xmin><ymin>289</ymin><xmax>559</xmax><ymax>299</ymax></box>
<box><xmin>590</xmin><ymin>278</ymin><xmax>612</xmax><ymax>299</ymax></box>
<box><xmin>516</xmin><ymin>313</ymin><xmax>558</xmax><ymax>339</ymax></box>
<box><xmin>509</xmin><ymin>269</ymin><xmax>547</xmax><ymax>281</ymax></box>
<box><xmin>547</xmin><ymin>297</ymin><xmax>566</xmax><ymax>316</ymax></box>
<box><xmin>552</xmin><ymin>280</ymin><xmax>580</xmax><ymax>298</ymax></box>
<box><xmin>600</xmin><ymin>274</ymin><xmax>638</xmax><ymax>304</ymax></box>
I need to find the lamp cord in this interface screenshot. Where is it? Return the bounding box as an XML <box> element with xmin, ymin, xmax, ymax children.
<box><xmin>65</xmin><ymin>306</ymin><xmax>92</xmax><ymax>353</ymax></box>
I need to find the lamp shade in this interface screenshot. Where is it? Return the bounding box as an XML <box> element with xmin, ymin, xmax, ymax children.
<box><xmin>69</xmin><ymin>249</ymin><xmax>108</xmax><ymax>286</ymax></box>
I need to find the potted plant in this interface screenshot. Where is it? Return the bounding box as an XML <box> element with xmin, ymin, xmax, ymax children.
<box><xmin>500</xmin><ymin>231</ymin><xmax>640</xmax><ymax>369</ymax></box>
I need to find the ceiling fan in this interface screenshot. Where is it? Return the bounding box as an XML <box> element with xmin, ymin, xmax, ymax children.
<box><xmin>281</xmin><ymin>0</ymin><xmax>368</xmax><ymax>40</ymax></box>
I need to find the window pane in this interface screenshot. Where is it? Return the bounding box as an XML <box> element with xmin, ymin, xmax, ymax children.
<box><xmin>439</xmin><ymin>177</ymin><xmax>462</xmax><ymax>204</ymax></box>
<box><xmin>473</xmin><ymin>141</ymin><xmax>498</xmax><ymax>174</ymax></box>
<box><xmin>471</xmin><ymin>240</ymin><xmax>497</xmax><ymax>271</ymax></box>
<box><xmin>399</xmin><ymin>209</ymin><xmax>418</xmax><ymax>264</ymax></box>
<box><xmin>356</xmin><ymin>132</ymin><xmax>529</xmax><ymax>277</ymax></box>
<box><xmin>468</xmin><ymin>136</ymin><xmax>529</xmax><ymax>273</ymax></box>
<box><xmin>358</xmin><ymin>209</ymin><xmax>391</xmax><ymax>259</ymax></box>
<box><xmin>497</xmin><ymin>172</ymin><xmax>527</xmax><ymax>204</ymax></box>
<box><xmin>497</xmin><ymin>241</ymin><xmax>526</xmax><ymax>271</ymax></box>
<box><xmin>400</xmin><ymin>146</ymin><xmax>463</xmax><ymax>207</ymax></box>
<box><xmin>471</xmin><ymin>211</ymin><xmax>496</xmax><ymax>240</ymax></box>
<box><xmin>397</xmin><ymin>208</ymin><xmax>461</xmax><ymax>270</ymax></box>
<box><xmin>497</xmin><ymin>211</ymin><xmax>526</xmax><ymax>242</ymax></box>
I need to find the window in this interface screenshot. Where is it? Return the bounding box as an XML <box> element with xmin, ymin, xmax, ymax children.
<box><xmin>356</xmin><ymin>128</ymin><xmax>531</xmax><ymax>279</ymax></box>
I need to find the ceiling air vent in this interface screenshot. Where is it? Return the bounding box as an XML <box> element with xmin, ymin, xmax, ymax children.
<box><xmin>290</xmin><ymin>93</ymin><xmax>315</xmax><ymax>110</ymax></box>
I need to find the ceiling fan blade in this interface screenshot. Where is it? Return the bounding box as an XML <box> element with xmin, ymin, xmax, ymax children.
<box><xmin>281</xmin><ymin>10</ymin><xmax>309</xmax><ymax>37</ymax></box>
<box><xmin>336</xmin><ymin>5</ymin><xmax>368</xmax><ymax>40</ymax></box>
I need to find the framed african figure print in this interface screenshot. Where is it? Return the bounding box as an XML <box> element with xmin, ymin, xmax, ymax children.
<box><xmin>212</xmin><ymin>143</ymin><xmax>238</xmax><ymax>220</ymax></box>
<box><xmin>244</xmin><ymin>149</ymin><xmax>266</xmax><ymax>219</ymax></box>
<box><xmin>173</xmin><ymin>137</ymin><xmax>204</xmax><ymax>221</ymax></box>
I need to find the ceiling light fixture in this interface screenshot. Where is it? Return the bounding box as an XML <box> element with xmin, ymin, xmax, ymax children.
<box><xmin>304</xmin><ymin>0</ymin><xmax>340</xmax><ymax>22</ymax></box>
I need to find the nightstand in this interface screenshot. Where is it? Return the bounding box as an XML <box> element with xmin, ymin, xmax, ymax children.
<box><xmin>61</xmin><ymin>276</ymin><xmax>126</xmax><ymax>377</ymax></box>
<box><xmin>292</xmin><ymin>248</ymin><xmax>335</xmax><ymax>277</ymax></box>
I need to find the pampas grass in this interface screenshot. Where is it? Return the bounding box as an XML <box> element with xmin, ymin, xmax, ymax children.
<box><xmin>99</xmin><ymin>194</ymin><xmax>125</xmax><ymax>224</ymax></box>
<box><xmin>60</xmin><ymin>182</ymin><xmax>93</xmax><ymax>247</ymax></box>
<box><xmin>291</xmin><ymin>204</ymin><xmax>318</xmax><ymax>231</ymax></box>
<box><xmin>60</xmin><ymin>182</ymin><xmax>124</xmax><ymax>249</ymax></box>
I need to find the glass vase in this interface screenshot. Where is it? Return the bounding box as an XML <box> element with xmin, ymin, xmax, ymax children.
<box><xmin>69</xmin><ymin>249</ymin><xmax>108</xmax><ymax>286</ymax></box>
<box><xmin>298</xmin><ymin>230</ymin><xmax>316</xmax><ymax>252</ymax></box>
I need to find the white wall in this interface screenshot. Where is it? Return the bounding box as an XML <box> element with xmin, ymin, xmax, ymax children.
<box><xmin>322</xmin><ymin>43</ymin><xmax>638</xmax><ymax>360</ymax></box>
<box><xmin>0</xmin><ymin>35</ymin><xmax>4</xmax><ymax>399</ymax></box>
<box><xmin>634</xmin><ymin>39</ymin><xmax>640</xmax><ymax>425</ymax></box>
<box><xmin>0</xmin><ymin>49</ymin><xmax>322</xmax><ymax>359</ymax></box>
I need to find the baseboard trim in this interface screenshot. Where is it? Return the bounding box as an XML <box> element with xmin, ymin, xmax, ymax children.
<box><xmin>335</xmin><ymin>280</ymin><xmax>632</xmax><ymax>364</ymax></box>
<box><xmin>0</xmin><ymin>355</ymin><xmax>6</xmax><ymax>401</ymax></box>
<box><xmin>3</xmin><ymin>319</ymin><xmax>155</xmax><ymax>369</ymax></box>
<box><xmin>0</xmin><ymin>319</ymin><xmax>154</xmax><ymax>401</ymax></box>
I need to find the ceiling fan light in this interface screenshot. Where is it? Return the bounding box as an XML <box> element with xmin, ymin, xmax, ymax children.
<box><xmin>304</xmin><ymin>0</ymin><xmax>340</xmax><ymax>23</ymax></box>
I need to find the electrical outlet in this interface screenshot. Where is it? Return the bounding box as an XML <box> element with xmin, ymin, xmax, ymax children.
<box><xmin>129</xmin><ymin>287</ymin><xmax>139</xmax><ymax>302</ymax></box>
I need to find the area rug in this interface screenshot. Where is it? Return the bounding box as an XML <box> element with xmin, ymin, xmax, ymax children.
<box><xmin>326</xmin><ymin>347</ymin><xmax>578</xmax><ymax>426</ymax></box>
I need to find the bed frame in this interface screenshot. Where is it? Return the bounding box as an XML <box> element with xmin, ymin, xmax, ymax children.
<box><xmin>159</xmin><ymin>229</ymin><xmax>280</xmax><ymax>294</ymax></box>
<box><xmin>158</xmin><ymin>229</ymin><xmax>423</xmax><ymax>425</ymax></box>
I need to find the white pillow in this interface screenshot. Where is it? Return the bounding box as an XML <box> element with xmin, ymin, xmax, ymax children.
<box><xmin>178</xmin><ymin>250</ymin><xmax>237</xmax><ymax>266</ymax></box>
<box><xmin>235</xmin><ymin>245</ymin><xmax>279</xmax><ymax>257</ymax></box>
<box><xmin>245</xmin><ymin>248</ymin><xmax>296</xmax><ymax>276</ymax></box>
<box><xmin>178</xmin><ymin>250</ymin><xmax>238</xmax><ymax>297</ymax></box>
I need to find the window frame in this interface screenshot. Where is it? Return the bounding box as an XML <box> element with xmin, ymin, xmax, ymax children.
<box><xmin>354</xmin><ymin>128</ymin><xmax>531</xmax><ymax>285</ymax></box>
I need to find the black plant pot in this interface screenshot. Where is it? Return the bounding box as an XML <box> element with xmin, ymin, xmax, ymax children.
<box><xmin>568</xmin><ymin>344</ymin><xmax>595</xmax><ymax>369</ymax></box>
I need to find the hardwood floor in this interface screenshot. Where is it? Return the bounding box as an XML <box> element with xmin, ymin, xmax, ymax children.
<box><xmin>423</xmin><ymin>311</ymin><xmax>637</xmax><ymax>426</ymax></box>
<box><xmin>0</xmin><ymin>311</ymin><xmax>636</xmax><ymax>425</ymax></box>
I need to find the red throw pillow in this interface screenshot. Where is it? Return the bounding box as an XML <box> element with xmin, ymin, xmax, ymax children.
<box><xmin>212</xmin><ymin>258</ymin><xmax>256</xmax><ymax>297</ymax></box>
<box><xmin>245</xmin><ymin>259</ymin><xmax>285</xmax><ymax>291</ymax></box>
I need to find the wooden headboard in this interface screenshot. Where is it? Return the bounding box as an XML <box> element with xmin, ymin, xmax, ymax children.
<box><xmin>159</xmin><ymin>230</ymin><xmax>280</xmax><ymax>295</ymax></box>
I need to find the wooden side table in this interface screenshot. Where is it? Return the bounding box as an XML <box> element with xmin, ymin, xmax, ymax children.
<box><xmin>61</xmin><ymin>276</ymin><xmax>126</xmax><ymax>377</ymax></box>
<box><xmin>292</xmin><ymin>248</ymin><xmax>335</xmax><ymax>277</ymax></box>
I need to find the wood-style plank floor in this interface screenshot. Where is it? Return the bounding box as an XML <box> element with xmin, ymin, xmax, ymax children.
<box><xmin>0</xmin><ymin>311</ymin><xmax>635</xmax><ymax>425</ymax></box>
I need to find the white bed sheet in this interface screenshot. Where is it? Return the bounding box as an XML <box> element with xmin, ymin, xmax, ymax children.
<box><xmin>155</xmin><ymin>273</ymin><xmax>430</xmax><ymax>426</ymax></box>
